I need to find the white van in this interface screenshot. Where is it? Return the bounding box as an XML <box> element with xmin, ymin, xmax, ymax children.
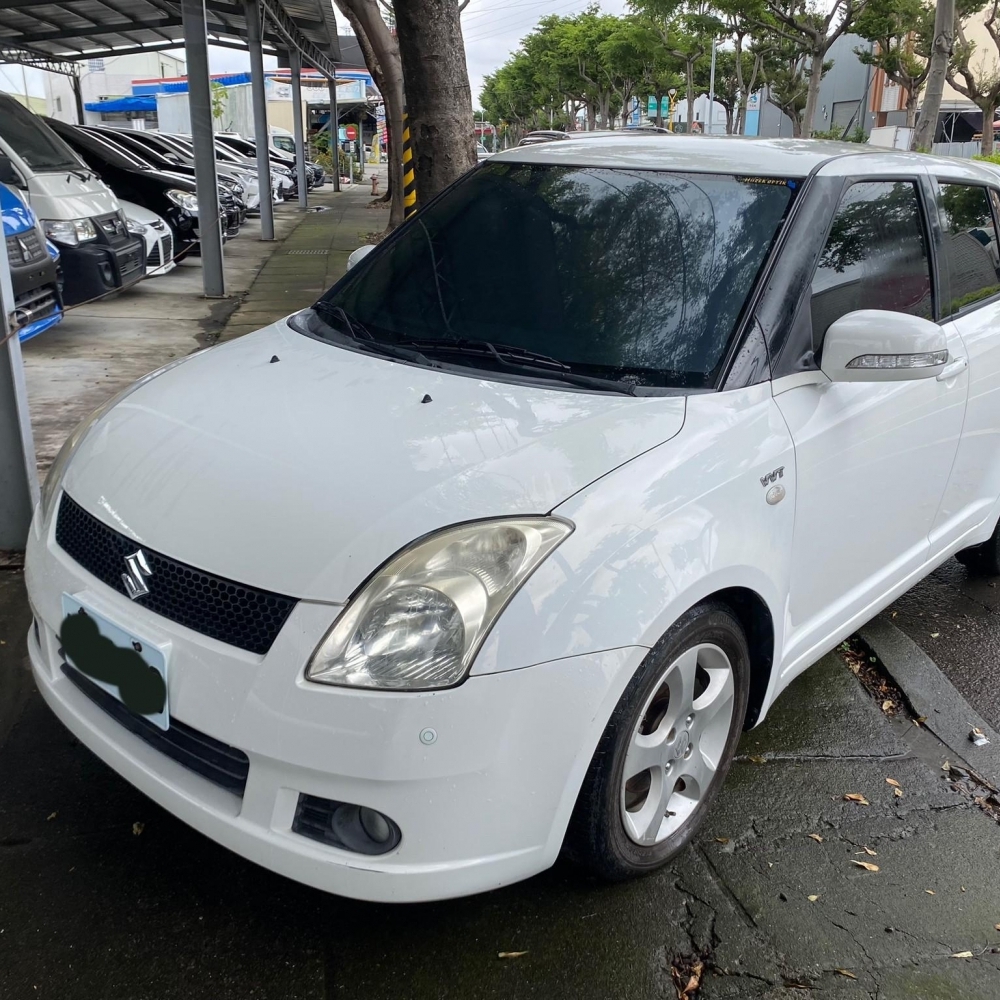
<box><xmin>0</xmin><ymin>94</ymin><xmax>145</xmax><ymax>306</ymax></box>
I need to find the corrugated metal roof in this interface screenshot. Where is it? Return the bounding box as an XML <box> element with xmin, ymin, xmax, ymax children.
<box><xmin>0</xmin><ymin>0</ymin><xmax>340</xmax><ymax>76</ymax></box>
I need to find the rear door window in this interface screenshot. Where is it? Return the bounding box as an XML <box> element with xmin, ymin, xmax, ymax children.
<box><xmin>937</xmin><ymin>182</ymin><xmax>1000</xmax><ymax>315</ymax></box>
<box><xmin>811</xmin><ymin>180</ymin><xmax>932</xmax><ymax>346</ymax></box>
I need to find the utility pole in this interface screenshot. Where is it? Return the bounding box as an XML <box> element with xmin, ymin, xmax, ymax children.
<box><xmin>707</xmin><ymin>38</ymin><xmax>717</xmax><ymax>134</ymax></box>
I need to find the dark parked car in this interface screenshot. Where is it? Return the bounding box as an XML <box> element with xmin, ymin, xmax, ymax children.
<box><xmin>44</xmin><ymin>119</ymin><xmax>205</xmax><ymax>252</ymax></box>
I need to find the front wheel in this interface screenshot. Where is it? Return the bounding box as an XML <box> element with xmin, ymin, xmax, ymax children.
<box><xmin>565</xmin><ymin>602</ymin><xmax>750</xmax><ymax>881</ymax></box>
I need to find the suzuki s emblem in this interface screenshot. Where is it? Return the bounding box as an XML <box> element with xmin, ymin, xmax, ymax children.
<box><xmin>122</xmin><ymin>549</ymin><xmax>152</xmax><ymax>600</ymax></box>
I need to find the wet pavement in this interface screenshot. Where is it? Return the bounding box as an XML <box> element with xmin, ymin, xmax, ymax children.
<box><xmin>3</xmin><ymin>567</ymin><xmax>1000</xmax><ymax>999</ymax></box>
<box><xmin>888</xmin><ymin>557</ymin><xmax>1000</xmax><ymax>730</ymax></box>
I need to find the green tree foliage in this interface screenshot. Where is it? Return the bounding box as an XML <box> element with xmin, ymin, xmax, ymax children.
<box><xmin>852</xmin><ymin>0</ymin><xmax>935</xmax><ymax>128</ymax></box>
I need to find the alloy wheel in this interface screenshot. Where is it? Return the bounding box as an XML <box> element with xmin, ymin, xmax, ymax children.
<box><xmin>620</xmin><ymin>642</ymin><xmax>736</xmax><ymax>846</ymax></box>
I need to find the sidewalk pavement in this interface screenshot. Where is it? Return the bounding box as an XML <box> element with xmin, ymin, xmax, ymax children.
<box><xmin>219</xmin><ymin>179</ymin><xmax>384</xmax><ymax>342</ymax></box>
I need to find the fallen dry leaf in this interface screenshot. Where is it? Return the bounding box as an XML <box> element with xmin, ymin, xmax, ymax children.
<box><xmin>715</xmin><ymin>837</ymin><xmax>730</xmax><ymax>845</ymax></box>
<box><xmin>851</xmin><ymin>860</ymin><xmax>880</xmax><ymax>872</ymax></box>
<box><xmin>844</xmin><ymin>793</ymin><xmax>870</xmax><ymax>806</ymax></box>
<box><xmin>886</xmin><ymin>778</ymin><xmax>901</xmax><ymax>788</ymax></box>
<box><xmin>925</xmin><ymin>890</ymin><xmax>936</xmax><ymax>895</ymax></box>
<box><xmin>808</xmin><ymin>894</ymin><xmax>820</xmax><ymax>902</ymax></box>
<box><xmin>46</xmin><ymin>812</ymin><xmax>57</xmax><ymax>822</ymax></box>
<box><xmin>835</xmin><ymin>969</ymin><xmax>858</xmax><ymax>980</ymax></box>
<box><xmin>994</xmin><ymin>924</ymin><xmax>1000</xmax><ymax>932</ymax></box>
<box><xmin>131</xmin><ymin>822</ymin><xmax>144</xmax><ymax>836</ymax></box>
<box><xmin>808</xmin><ymin>833</ymin><xmax>824</xmax><ymax>843</ymax></box>
<box><xmin>498</xmin><ymin>951</ymin><xmax>528</xmax><ymax>959</ymax></box>
<box><xmin>952</xmin><ymin>951</ymin><xmax>974</xmax><ymax>959</ymax></box>
<box><xmin>862</xmin><ymin>847</ymin><xmax>878</xmax><ymax>856</ymax></box>
<box><xmin>749</xmin><ymin>755</ymin><xmax>767</xmax><ymax>765</ymax></box>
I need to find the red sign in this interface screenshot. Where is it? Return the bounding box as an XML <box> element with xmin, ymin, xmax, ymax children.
<box><xmin>345</xmin><ymin>125</ymin><xmax>357</xmax><ymax>140</ymax></box>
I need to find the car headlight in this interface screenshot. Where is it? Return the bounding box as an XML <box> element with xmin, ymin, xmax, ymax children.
<box><xmin>125</xmin><ymin>217</ymin><xmax>147</xmax><ymax>235</ymax></box>
<box><xmin>42</xmin><ymin>218</ymin><xmax>97</xmax><ymax>246</ymax></box>
<box><xmin>39</xmin><ymin>351</ymin><xmax>208</xmax><ymax>526</ymax></box>
<box><xmin>272</xmin><ymin>164</ymin><xmax>291</xmax><ymax>175</ymax></box>
<box><xmin>165</xmin><ymin>189</ymin><xmax>199</xmax><ymax>212</ymax></box>
<box><xmin>306</xmin><ymin>517</ymin><xmax>572</xmax><ymax>691</ymax></box>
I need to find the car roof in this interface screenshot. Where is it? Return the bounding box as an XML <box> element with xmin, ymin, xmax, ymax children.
<box><xmin>494</xmin><ymin>134</ymin><xmax>1000</xmax><ymax>180</ymax></box>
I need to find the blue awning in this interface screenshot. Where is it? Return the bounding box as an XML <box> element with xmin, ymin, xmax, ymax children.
<box><xmin>84</xmin><ymin>95</ymin><xmax>157</xmax><ymax>113</ymax></box>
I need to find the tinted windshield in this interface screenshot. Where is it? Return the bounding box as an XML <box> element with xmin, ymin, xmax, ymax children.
<box><xmin>0</xmin><ymin>97</ymin><xmax>82</xmax><ymax>172</ymax></box>
<box><xmin>313</xmin><ymin>162</ymin><xmax>795</xmax><ymax>389</ymax></box>
<box><xmin>48</xmin><ymin>121</ymin><xmax>149</xmax><ymax>171</ymax></box>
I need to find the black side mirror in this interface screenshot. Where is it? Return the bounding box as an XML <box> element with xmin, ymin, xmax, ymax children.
<box><xmin>0</xmin><ymin>153</ymin><xmax>23</xmax><ymax>187</ymax></box>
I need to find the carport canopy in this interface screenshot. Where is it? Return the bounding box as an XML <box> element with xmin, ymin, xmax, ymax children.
<box><xmin>0</xmin><ymin>0</ymin><xmax>343</xmax><ymax>551</ymax></box>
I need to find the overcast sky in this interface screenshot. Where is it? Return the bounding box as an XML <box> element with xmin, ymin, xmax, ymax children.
<box><xmin>0</xmin><ymin>1</ymin><xmax>627</xmax><ymax>107</ymax></box>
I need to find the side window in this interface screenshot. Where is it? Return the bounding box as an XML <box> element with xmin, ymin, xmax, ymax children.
<box><xmin>811</xmin><ymin>181</ymin><xmax>932</xmax><ymax>349</ymax></box>
<box><xmin>938</xmin><ymin>182</ymin><xmax>1000</xmax><ymax>315</ymax></box>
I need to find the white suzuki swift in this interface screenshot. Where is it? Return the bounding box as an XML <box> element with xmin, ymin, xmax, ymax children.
<box><xmin>25</xmin><ymin>137</ymin><xmax>1000</xmax><ymax>902</ymax></box>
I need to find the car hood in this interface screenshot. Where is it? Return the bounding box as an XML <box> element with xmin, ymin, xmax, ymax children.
<box><xmin>62</xmin><ymin>319</ymin><xmax>686</xmax><ymax>602</ymax></box>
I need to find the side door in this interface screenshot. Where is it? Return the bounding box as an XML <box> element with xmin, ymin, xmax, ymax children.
<box><xmin>774</xmin><ymin>177</ymin><xmax>968</xmax><ymax>674</ymax></box>
<box><xmin>929</xmin><ymin>180</ymin><xmax>1000</xmax><ymax>546</ymax></box>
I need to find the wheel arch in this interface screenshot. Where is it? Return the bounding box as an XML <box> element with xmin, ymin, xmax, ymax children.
<box><xmin>706</xmin><ymin>586</ymin><xmax>775</xmax><ymax>729</ymax></box>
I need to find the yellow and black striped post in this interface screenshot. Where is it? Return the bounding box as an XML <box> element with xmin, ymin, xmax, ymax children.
<box><xmin>402</xmin><ymin>109</ymin><xmax>417</xmax><ymax>218</ymax></box>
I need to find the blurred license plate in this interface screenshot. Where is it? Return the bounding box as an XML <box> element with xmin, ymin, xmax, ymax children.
<box><xmin>61</xmin><ymin>594</ymin><xmax>170</xmax><ymax>731</ymax></box>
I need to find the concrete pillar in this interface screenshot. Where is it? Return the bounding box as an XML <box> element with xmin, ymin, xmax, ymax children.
<box><xmin>0</xmin><ymin>236</ymin><xmax>38</xmax><ymax>551</ymax></box>
<box><xmin>327</xmin><ymin>74</ymin><xmax>340</xmax><ymax>193</ymax></box>
<box><xmin>181</xmin><ymin>0</ymin><xmax>226</xmax><ymax>297</ymax></box>
<box><xmin>245</xmin><ymin>0</ymin><xmax>275</xmax><ymax>240</ymax></box>
<box><xmin>289</xmin><ymin>48</ymin><xmax>308</xmax><ymax>209</ymax></box>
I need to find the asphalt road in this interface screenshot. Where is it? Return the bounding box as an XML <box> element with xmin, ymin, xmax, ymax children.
<box><xmin>4</xmin><ymin>567</ymin><xmax>1000</xmax><ymax>999</ymax></box>
<box><xmin>888</xmin><ymin>556</ymin><xmax>1000</xmax><ymax>730</ymax></box>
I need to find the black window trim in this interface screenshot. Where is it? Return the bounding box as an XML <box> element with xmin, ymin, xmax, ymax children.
<box><xmin>787</xmin><ymin>172</ymin><xmax>937</xmax><ymax>368</ymax></box>
<box><xmin>930</xmin><ymin>175</ymin><xmax>1000</xmax><ymax>321</ymax></box>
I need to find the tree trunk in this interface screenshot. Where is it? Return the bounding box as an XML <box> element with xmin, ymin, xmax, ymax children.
<box><xmin>394</xmin><ymin>0</ymin><xmax>477</xmax><ymax>205</ymax></box>
<box><xmin>654</xmin><ymin>91</ymin><xmax>663</xmax><ymax>127</ymax></box>
<box><xmin>790</xmin><ymin>111</ymin><xmax>803</xmax><ymax>138</ymax></box>
<box><xmin>334</xmin><ymin>0</ymin><xmax>405</xmax><ymax>228</ymax></box>
<box><xmin>912</xmin><ymin>0</ymin><xmax>955</xmax><ymax>150</ymax></box>
<box><xmin>588</xmin><ymin>103</ymin><xmax>597</xmax><ymax>130</ymax></box>
<box><xmin>725</xmin><ymin>105</ymin><xmax>734</xmax><ymax>134</ymax></box>
<box><xmin>801</xmin><ymin>47</ymin><xmax>823</xmax><ymax>137</ymax></box>
<box><xmin>982</xmin><ymin>100</ymin><xmax>997</xmax><ymax>154</ymax></box>
<box><xmin>905</xmin><ymin>88</ymin><xmax>918</xmax><ymax>128</ymax></box>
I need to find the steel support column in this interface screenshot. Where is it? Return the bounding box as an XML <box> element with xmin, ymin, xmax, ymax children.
<box><xmin>327</xmin><ymin>74</ymin><xmax>340</xmax><ymax>193</ymax></box>
<box><xmin>289</xmin><ymin>48</ymin><xmax>308</xmax><ymax>209</ymax></box>
<box><xmin>0</xmin><ymin>237</ymin><xmax>38</xmax><ymax>551</ymax></box>
<box><xmin>181</xmin><ymin>0</ymin><xmax>226</xmax><ymax>297</ymax></box>
<box><xmin>245</xmin><ymin>0</ymin><xmax>274</xmax><ymax>240</ymax></box>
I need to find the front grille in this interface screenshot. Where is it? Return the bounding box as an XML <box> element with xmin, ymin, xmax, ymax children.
<box><xmin>161</xmin><ymin>232</ymin><xmax>173</xmax><ymax>265</ymax></box>
<box><xmin>116</xmin><ymin>244</ymin><xmax>143</xmax><ymax>279</ymax></box>
<box><xmin>98</xmin><ymin>212</ymin><xmax>126</xmax><ymax>240</ymax></box>
<box><xmin>147</xmin><ymin>239</ymin><xmax>160</xmax><ymax>268</ymax></box>
<box><xmin>62</xmin><ymin>664</ymin><xmax>250</xmax><ymax>796</ymax></box>
<box><xmin>14</xmin><ymin>284</ymin><xmax>58</xmax><ymax>325</ymax></box>
<box><xmin>55</xmin><ymin>493</ymin><xmax>297</xmax><ymax>655</ymax></box>
<box><xmin>6</xmin><ymin>229</ymin><xmax>45</xmax><ymax>264</ymax></box>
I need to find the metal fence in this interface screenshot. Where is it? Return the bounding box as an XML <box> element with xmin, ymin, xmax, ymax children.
<box><xmin>932</xmin><ymin>140</ymin><xmax>982</xmax><ymax>158</ymax></box>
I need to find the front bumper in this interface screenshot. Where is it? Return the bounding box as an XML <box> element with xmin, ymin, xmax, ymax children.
<box><xmin>25</xmin><ymin>505</ymin><xmax>641</xmax><ymax>902</ymax></box>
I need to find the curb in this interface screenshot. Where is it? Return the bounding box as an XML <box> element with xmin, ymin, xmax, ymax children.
<box><xmin>860</xmin><ymin>614</ymin><xmax>1000</xmax><ymax>788</ymax></box>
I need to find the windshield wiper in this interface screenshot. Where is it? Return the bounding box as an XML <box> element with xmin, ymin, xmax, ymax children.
<box><xmin>399</xmin><ymin>337</ymin><xmax>638</xmax><ymax>396</ymax></box>
<box><xmin>310</xmin><ymin>303</ymin><xmax>435</xmax><ymax>367</ymax></box>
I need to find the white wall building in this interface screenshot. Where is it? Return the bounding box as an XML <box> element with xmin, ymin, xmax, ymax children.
<box><xmin>45</xmin><ymin>51</ymin><xmax>185</xmax><ymax>123</ymax></box>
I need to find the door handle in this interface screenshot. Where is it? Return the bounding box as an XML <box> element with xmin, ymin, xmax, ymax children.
<box><xmin>937</xmin><ymin>357</ymin><xmax>968</xmax><ymax>381</ymax></box>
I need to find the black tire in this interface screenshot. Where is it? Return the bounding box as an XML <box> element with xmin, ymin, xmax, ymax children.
<box><xmin>957</xmin><ymin>521</ymin><xmax>1000</xmax><ymax>576</ymax></box>
<box><xmin>564</xmin><ymin>602</ymin><xmax>750</xmax><ymax>881</ymax></box>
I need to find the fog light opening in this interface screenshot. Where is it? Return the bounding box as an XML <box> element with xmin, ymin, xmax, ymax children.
<box><xmin>292</xmin><ymin>794</ymin><xmax>401</xmax><ymax>856</ymax></box>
